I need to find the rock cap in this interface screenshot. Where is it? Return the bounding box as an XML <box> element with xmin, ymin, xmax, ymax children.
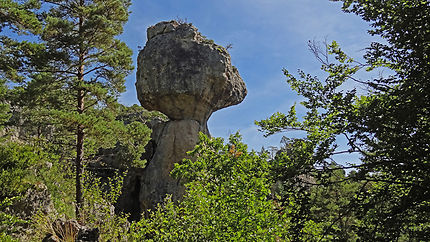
<box><xmin>136</xmin><ymin>20</ymin><xmax>247</xmax><ymax>123</ymax></box>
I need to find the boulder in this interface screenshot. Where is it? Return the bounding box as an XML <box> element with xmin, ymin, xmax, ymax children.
<box><xmin>10</xmin><ymin>183</ymin><xmax>55</xmax><ymax>220</ymax></box>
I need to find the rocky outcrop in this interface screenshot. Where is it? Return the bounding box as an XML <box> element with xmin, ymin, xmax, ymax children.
<box><xmin>4</xmin><ymin>183</ymin><xmax>56</xmax><ymax>239</ymax></box>
<box><xmin>9</xmin><ymin>183</ymin><xmax>55</xmax><ymax>220</ymax></box>
<box><xmin>136</xmin><ymin>20</ymin><xmax>247</xmax><ymax>123</ymax></box>
<box><xmin>133</xmin><ymin>20</ymin><xmax>247</xmax><ymax>213</ymax></box>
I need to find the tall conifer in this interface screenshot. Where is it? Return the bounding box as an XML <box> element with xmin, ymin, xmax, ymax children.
<box><xmin>40</xmin><ymin>0</ymin><xmax>136</xmax><ymax>217</ymax></box>
<box><xmin>2</xmin><ymin>0</ymin><xmax>149</xmax><ymax>218</ymax></box>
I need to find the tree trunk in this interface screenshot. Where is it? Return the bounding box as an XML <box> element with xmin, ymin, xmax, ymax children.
<box><xmin>76</xmin><ymin>1</ymin><xmax>85</xmax><ymax>218</ymax></box>
<box><xmin>75</xmin><ymin>89</ymin><xmax>84</xmax><ymax>219</ymax></box>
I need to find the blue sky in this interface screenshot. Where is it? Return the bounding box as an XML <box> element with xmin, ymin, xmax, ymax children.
<box><xmin>119</xmin><ymin>0</ymin><xmax>377</xmax><ymax>152</ymax></box>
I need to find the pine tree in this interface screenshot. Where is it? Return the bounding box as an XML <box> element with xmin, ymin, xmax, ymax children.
<box><xmin>38</xmin><ymin>0</ymin><xmax>139</xmax><ymax>218</ymax></box>
<box><xmin>2</xmin><ymin>0</ymin><xmax>150</xmax><ymax>219</ymax></box>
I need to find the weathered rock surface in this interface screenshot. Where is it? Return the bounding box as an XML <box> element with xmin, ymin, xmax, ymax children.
<box><xmin>5</xmin><ymin>183</ymin><xmax>56</xmax><ymax>239</ymax></box>
<box><xmin>136</xmin><ymin>20</ymin><xmax>247</xmax><ymax>123</ymax></box>
<box><xmin>132</xmin><ymin>20</ymin><xmax>247</xmax><ymax>214</ymax></box>
<box><xmin>139</xmin><ymin>119</ymin><xmax>207</xmax><ymax>210</ymax></box>
<box><xmin>9</xmin><ymin>183</ymin><xmax>55</xmax><ymax>220</ymax></box>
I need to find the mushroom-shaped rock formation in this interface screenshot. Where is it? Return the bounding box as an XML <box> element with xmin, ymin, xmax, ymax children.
<box><xmin>136</xmin><ymin>20</ymin><xmax>246</xmax><ymax>124</ymax></box>
<box><xmin>134</xmin><ymin>20</ymin><xmax>247</xmax><ymax>213</ymax></box>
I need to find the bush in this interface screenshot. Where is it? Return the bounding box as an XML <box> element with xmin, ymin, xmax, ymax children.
<box><xmin>130</xmin><ymin>133</ymin><xmax>291</xmax><ymax>241</ymax></box>
<box><xmin>80</xmin><ymin>170</ymin><xmax>130</xmax><ymax>241</ymax></box>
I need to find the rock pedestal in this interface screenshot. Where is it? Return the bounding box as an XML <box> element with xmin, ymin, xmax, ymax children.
<box><xmin>134</xmin><ymin>20</ymin><xmax>247</xmax><ymax>213</ymax></box>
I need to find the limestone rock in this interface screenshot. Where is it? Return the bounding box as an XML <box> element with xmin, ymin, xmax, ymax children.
<box><xmin>139</xmin><ymin>119</ymin><xmax>207</xmax><ymax>210</ymax></box>
<box><xmin>10</xmin><ymin>183</ymin><xmax>55</xmax><ymax>220</ymax></box>
<box><xmin>5</xmin><ymin>183</ymin><xmax>56</xmax><ymax>238</ymax></box>
<box><xmin>132</xmin><ymin>20</ymin><xmax>247</xmax><ymax>214</ymax></box>
<box><xmin>136</xmin><ymin>20</ymin><xmax>247</xmax><ymax>123</ymax></box>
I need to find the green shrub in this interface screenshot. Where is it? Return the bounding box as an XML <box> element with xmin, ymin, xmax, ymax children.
<box><xmin>81</xmin><ymin>170</ymin><xmax>130</xmax><ymax>241</ymax></box>
<box><xmin>0</xmin><ymin>142</ymin><xmax>57</xmax><ymax>239</ymax></box>
<box><xmin>130</xmin><ymin>133</ymin><xmax>291</xmax><ymax>241</ymax></box>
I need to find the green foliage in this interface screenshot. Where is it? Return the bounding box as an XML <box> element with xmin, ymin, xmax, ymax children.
<box><xmin>29</xmin><ymin>168</ymin><xmax>130</xmax><ymax>241</ymax></box>
<box><xmin>81</xmin><ymin>170</ymin><xmax>130</xmax><ymax>241</ymax></box>
<box><xmin>113</xmin><ymin>105</ymin><xmax>153</xmax><ymax>168</ymax></box>
<box><xmin>38</xmin><ymin>159</ymin><xmax>75</xmax><ymax>218</ymax></box>
<box><xmin>0</xmin><ymin>141</ymin><xmax>72</xmax><ymax>239</ymax></box>
<box><xmin>1</xmin><ymin>3</ymin><xmax>151</xmax><ymax>238</ymax></box>
<box><xmin>0</xmin><ymin>80</ymin><xmax>10</xmax><ymax>128</ymax></box>
<box><xmin>0</xmin><ymin>0</ymin><xmax>43</xmax><ymax>83</ymax></box>
<box><xmin>200</xmin><ymin>34</ymin><xmax>215</xmax><ymax>45</ymax></box>
<box><xmin>257</xmin><ymin>0</ymin><xmax>430</xmax><ymax>240</ymax></box>
<box><xmin>0</xmin><ymin>0</ymin><xmax>41</xmax><ymax>33</ymax></box>
<box><xmin>0</xmin><ymin>142</ymin><xmax>52</xmax><ymax>198</ymax></box>
<box><xmin>0</xmin><ymin>196</ymin><xmax>27</xmax><ymax>239</ymax></box>
<box><xmin>130</xmin><ymin>133</ymin><xmax>292</xmax><ymax>241</ymax></box>
<box><xmin>267</xmin><ymin>137</ymin><xmax>342</xmax><ymax>241</ymax></box>
<box><xmin>36</xmin><ymin>0</ymin><xmax>137</xmax><ymax>217</ymax></box>
<box><xmin>1</xmin><ymin>0</ymin><xmax>427</xmax><ymax>240</ymax></box>
<box><xmin>1</xmin><ymin>0</ymin><xmax>150</xmax><ymax>218</ymax></box>
<box><xmin>307</xmin><ymin>168</ymin><xmax>361</xmax><ymax>241</ymax></box>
